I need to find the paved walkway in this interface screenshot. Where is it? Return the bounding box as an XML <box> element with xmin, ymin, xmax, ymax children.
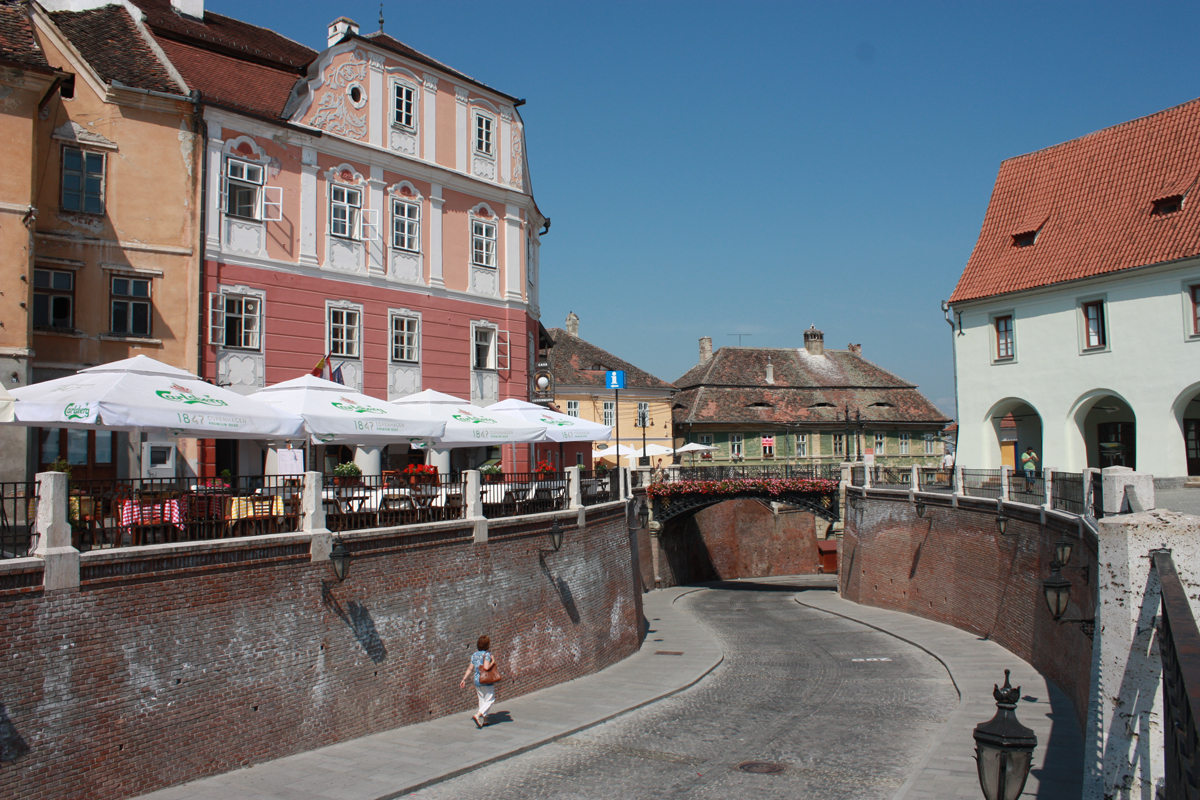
<box><xmin>138</xmin><ymin>577</ymin><xmax>1082</xmax><ymax>800</ymax></box>
<box><xmin>1155</xmin><ymin>486</ymin><xmax>1200</xmax><ymax>516</ymax></box>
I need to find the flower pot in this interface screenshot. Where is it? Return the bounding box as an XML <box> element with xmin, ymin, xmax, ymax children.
<box><xmin>408</xmin><ymin>474</ymin><xmax>438</xmax><ymax>487</ymax></box>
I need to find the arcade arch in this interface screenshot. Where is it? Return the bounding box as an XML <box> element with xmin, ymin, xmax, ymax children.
<box><xmin>982</xmin><ymin>398</ymin><xmax>1043</xmax><ymax>469</ymax></box>
<box><xmin>1172</xmin><ymin>382</ymin><xmax>1200</xmax><ymax>477</ymax></box>
<box><xmin>1068</xmin><ymin>390</ymin><xmax>1137</xmax><ymax>471</ymax></box>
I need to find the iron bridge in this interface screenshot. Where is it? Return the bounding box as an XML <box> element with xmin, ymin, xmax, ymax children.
<box><xmin>652</xmin><ymin>489</ymin><xmax>839</xmax><ymax>524</ymax></box>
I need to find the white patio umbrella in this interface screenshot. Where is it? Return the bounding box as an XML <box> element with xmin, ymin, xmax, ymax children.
<box><xmin>8</xmin><ymin>355</ymin><xmax>305</xmax><ymax>439</ymax></box>
<box><xmin>675</xmin><ymin>442</ymin><xmax>716</xmax><ymax>454</ymax></box>
<box><xmin>0</xmin><ymin>383</ymin><xmax>15</xmax><ymax>424</ymax></box>
<box><xmin>249</xmin><ymin>375</ymin><xmax>445</xmax><ymax>445</ymax></box>
<box><xmin>632</xmin><ymin>443</ymin><xmax>675</xmax><ymax>459</ymax></box>
<box><xmin>591</xmin><ymin>443</ymin><xmax>635</xmax><ymax>467</ymax></box>
<box><xmin>389</xmin><ymin>390</ymin><xmax>546</xmax><ymax>446</ymax></box>
<box><xmin>489</xmin><ymin>398</ymin><xmax>612</xmax><ymax>442</ymax></box>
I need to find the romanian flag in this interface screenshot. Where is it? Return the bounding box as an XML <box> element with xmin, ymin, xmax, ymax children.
<box><xmin>310</xmin><ymin>352</ymin><xmax>332</xmax><ymax>381</ymax></box>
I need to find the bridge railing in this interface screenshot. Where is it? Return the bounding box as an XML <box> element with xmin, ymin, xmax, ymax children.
<box><xmin>675</xmin><ymin>463</ymin><xmax>842</xmax><ymax>482</ymax></box>
<box><xmin>1153</xmin><ymin>550</ymin><xmax>1200</xmax><ymax>800</ymax></box>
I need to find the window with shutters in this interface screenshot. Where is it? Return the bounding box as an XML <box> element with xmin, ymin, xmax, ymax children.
<box><xmin>390</xmin><ymin>313</ymin><xmax>419</xmax><ymax>363</ymax></box>
<box><xmin>208</xmin><ymin>291</ymin><xmax>262</xmax><ymax>350</ymax></box>
<box><xmin>61</xmin><ymin>147</ymin><xmax>105</xmax><ymax>214</ymax></box>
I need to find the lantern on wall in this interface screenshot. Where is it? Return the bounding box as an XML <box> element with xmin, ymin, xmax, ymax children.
<box><xmin>972</xmin><ymin>669</ymin><xmax>1037</xmax><ymax>800</ymax></box>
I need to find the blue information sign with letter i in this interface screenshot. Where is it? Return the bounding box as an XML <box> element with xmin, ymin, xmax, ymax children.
<box><xmin>606</xmin><ymin>370</ymin><xmax>626</xmax><ymax>390</ymax></box>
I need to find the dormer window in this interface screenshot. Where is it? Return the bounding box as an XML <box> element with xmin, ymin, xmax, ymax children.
<box><xmin>1153</xmin><ymin>195</ymin><xmax>1183</xmax><ymax>216</ymax></box>
<box><xmin>1012</xmin><ymin>231</ymin><xmax>1038</xmax><ymax>247</ymax></box>
<box><xmin>746</xmin><ymin>402</ymin><xmax>774</xmax><ymax>408</ymax></box>
<box><xmin>807</xmin><ymin>402</ymin><xmax>836</xmax><ymax>408</ymax></box>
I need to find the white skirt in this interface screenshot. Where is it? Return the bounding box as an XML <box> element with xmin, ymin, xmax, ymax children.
<box><xmin>475</xmin><ymin>684</ymin><xmax>496</xmax><ymax>717</ymax></box>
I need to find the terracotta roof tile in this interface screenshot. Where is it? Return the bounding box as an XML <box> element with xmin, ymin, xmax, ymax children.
<box><xmin>50</xmin><ymin>5</ymin><xmax>178</xmax><ymax>94</ymax></box>
<box><xmin>132</xmin><ymin>0</ymin><xmax>314</xmax><ymax>69</ymax></box>
<box><xmin>547</xmin><ymin>329</ymin><xmax>674</xmax><ymax>391</ymax></box>
<box><xmin>157</xmin><ymin>36</ymin><xmax>299</xmax><ymax>118</ymax></box>
<box><xmin>672</xmin><ymin>346</ymin><xmax>948</xmax><ymax>427</ymax></box>
<box><xmin>0</xmin><ymin>1</ymin><xmax>52</xmax><ymax>73</ymax></box>
<box><xmin>951</xmin><ymin>96</ymin><xmax>1200</xmax><ymax>303</ymax></box>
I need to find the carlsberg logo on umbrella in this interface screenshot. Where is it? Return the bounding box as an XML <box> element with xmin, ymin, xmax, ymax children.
<box><xmin>64</xmin><ymin>403</ymin><xmax>91</xmax><ymax>420</ymax></box>
<box><xmin>539</xmin><ymin>415</ymin><xmax>573</xmax><ymax>427</ymax></box>
<box><xmin>330</xmin><ymin>397</ymin><xmax>386</xmax><ymax>414</ymax></box>
<box><xmin>156</xmin><ymin>383</ymin><xmax>228</xmax><ymax>407</ymax></box>
<box><xmin>452</xmin><ymin>409</ymin><xmax>497</xmax><ymax>424</ymax></box>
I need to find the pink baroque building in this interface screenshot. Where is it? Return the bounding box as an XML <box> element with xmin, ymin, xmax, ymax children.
<box><xmin>130</xmin><ymin>2</ymin><xmax>547</xmax><ymax>474</ymax></box>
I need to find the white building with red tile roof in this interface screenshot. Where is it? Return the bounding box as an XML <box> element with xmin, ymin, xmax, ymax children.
<box><xmin>948</xmin><ymin>97</ymin><xmax>1200</xmax><ymax>484</ymax></box>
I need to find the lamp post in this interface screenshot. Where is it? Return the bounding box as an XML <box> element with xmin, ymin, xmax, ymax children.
<box><xmin>637</xmin><ymin>499</ymin><xmax>650</xmax><ymax>530</ymax></box>
<box><xmin>973</xmin><ymin>669</ymin><xmax>1037</xmax><ymax>800</ymax></box>
<box><xmin>329</xmin><ymin>535</ymin><xmax>351</xmax><ymax>582</ymax></box>
<box><xmin>1040</xmin><ymin>552</ymin><xmax>1094</xmax><ymax>638</ymax></box>
<box><xmin>638</xmin><ymin>405</ymin><xmax>650</xmax><ymax>467</ymax></box>
<box><xmin>548</xmin><ymin>518</ymin><xmax>563</xmax><ymax>552</ymax></box>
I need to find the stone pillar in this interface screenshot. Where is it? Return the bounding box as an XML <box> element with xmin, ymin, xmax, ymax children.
<box><xmin>1101</xmin><ymin>466</ymin><xmax>1156</xmax><ymax>515</ymax></box>
<box><xmin>464</xmin><ymin>470</ymin><xmax>487</xmax><ymax>543</ymax></box>
<box><xmin>649</xmin><ymin>521</ymin><xmax>662</xmax><ymax>590</ymax></box>
<box><xmin>1043</xmin><ymin>468</ymin><xmax>1055</xmax><ymax>511</ymax></box>
<box><xmin>910</xmin><ymin>463</ymin><xmax>920</xmax><ymax>493</ymax></box>
<box><xmin>861</xmin><ymin>461</ymin><xmax>871</xmax><ymax>489</ymax></box>
<box><xmin>953</xmin><ymin>464</ymin><xmax>964</xmax><ymax>496</ymax></box>
<box><xmin>566</xmin><ymin>465</ymin><xmax>582</xmax><ymax>510</ymax></box>
<box><xmin>353</xmin><ymin>446</ymin><xmax>382</xmax><ymax>478</ymax></box>
<box><xmin>1083</xmin><ymin>468</ymin><xmax>1100</xmax><ymax>517</ymax></box>
<box><xmin>429</xmin><ymin>447</ymin><xmax>452</xmax><ymax>476</ymax></box>
<box><xmin>34</xmin><ymin>471</ymin><xmax>79</xmax><ymax>590</ymax></box>
<box><xmin>1085</xmin><ymin>509</ymin><xmax>1200</xmax><ymax>799</ymax></box>
<box><xmin>303</xmin><ymin>471</ymin><xmax>332</xmax><ymax>562</ymax></box>
<box><xmin>1000</xmin><ymin>465</ymin><xmax>1011</xmax><ymax>499</ymax></box>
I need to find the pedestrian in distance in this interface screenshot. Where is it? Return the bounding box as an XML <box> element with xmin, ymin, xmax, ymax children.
<box><xmin>459</xmin><ymin>634</ymin><xmax>497</xmax><ymax>728</ymax></box>
<box><xmin>1021</xmin><ymin>447</ymin><xmax>1039</xmax><ymax>492</ymax></box>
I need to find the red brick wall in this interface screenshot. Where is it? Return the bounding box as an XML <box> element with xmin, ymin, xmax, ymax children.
<box><xmin>0</xmin><ymin>509</ymin><xmax>640</xmax><ymax>800</ymax></box>
<box><xmin>840</xmin><ymin>493</ymin><xmax>1094</xmax><ymax>729</ymax></box>
<box><xmin>640</xmin><ymin>499</ymin><xmax>821</xmax><ymax>588</ymax></box>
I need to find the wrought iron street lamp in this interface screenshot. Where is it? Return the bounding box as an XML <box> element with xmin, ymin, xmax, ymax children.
<box><xmin>995</xmin><ymin>515</ymin><xmax>1008</xmax><ymax>535</ymax></box>
<box><xmin>1054</xmin><ymin>539</ymin><xmax>1073</xmax><ymax>565</ymax></box>
<box><xmin>329</xmin><ymin>535</ymin><xmax>351</xmax><ymax>582</ymax></box>
<box><xmin>548</xmin><ymin>518</ymin><xmax>563</xmax><ymax>552</ymax></box>
<box><xmin>915</xmin><ymin>500</ymin><xmax>927</xmax><ymax>518</ymax></box>
<box><xmin>973</xmin><ymin>669</ymin><xmax>1037</xmax><ymax>800</ymax></box>
<box><xmin>637</xmin><ymin>500</ymin><xmax>650</xmax><ymax>529</ymax></box>
<box><xmin>1041</xmin><ymin>555</ymin><xmax>1094</xmax><ymax>638</ymax></box>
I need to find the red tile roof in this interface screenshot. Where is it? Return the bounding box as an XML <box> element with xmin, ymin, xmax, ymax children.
<box><xmin>132</xmin><ymin>0</ymin><xmax>314</xmax><ymax>69</ymax></box>
<box><xmin>672</xmin><ymin>346</ymin><xmax>948</xmax><ymax>428</ymax></box>
<box><xmin>0</xmin><ymin>1</ymin><xmax>53</xmax><ymax>73</ymax></box>
<box><xmin>547</xmin><ymin>329</ymin><xmax>674</xmax><ymax>391</ymax></box>
<box><xmin>156</xmin><ymin>36</ymin><xmax>300</xmax><ymax>118</ymax></box>
<box><xmin>50</xmin><ymin>5</ymin><xmax>180</xmax><ymax>94</ymax></box>
<box><xmin>951</xmin><ymin>96</ymin><xmax>1200</xmax><ymax>304</ymax></box>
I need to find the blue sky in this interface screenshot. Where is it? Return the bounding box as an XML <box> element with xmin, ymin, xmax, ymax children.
<box><xmin>207</xmin><ymin>0</ymin><xmax>1200</xmax><ymax>417</ymax></box>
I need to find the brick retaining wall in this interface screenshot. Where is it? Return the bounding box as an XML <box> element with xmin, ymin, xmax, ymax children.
<box><xmin>840</xmin><ymin>492</ymin><xmax>1094</xmax><ymax>729</ymax></box>
<box><xmin>0</xmin><ymin>505</ymin><xmax>640</xmax><ymax>800</ymax></box>
<box><xmin>640</xmin><ymin>499</ymin><xmax>821</xmax><ymax>588</ymax></box>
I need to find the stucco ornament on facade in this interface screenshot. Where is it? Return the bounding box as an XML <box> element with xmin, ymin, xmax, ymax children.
<box><xmin>511</xmin><ymin>130</ymin><xmax>524</xmax><ymax>191</ymax></box>
<box><xmin>310</xmin><ymin>51</ymin><xmax>369</xmax><ymax>139</ymax></box>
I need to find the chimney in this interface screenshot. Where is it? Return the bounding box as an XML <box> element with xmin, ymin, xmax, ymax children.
<box><xmin>765</xmin><ymin>357</ymin><xmax>774</xmax><ymax>384</ymax></box>
<box><xmin>848</xmin><ymin>343</ymin><xmax>862</xmax><ymax>356</ymax></box>
<box><xmin>565</xmin><ymin>311</ymin><xmax>579</xmax><ymax>337</ymax></box>
<box><xmin>171</xmin><ymin>0</ymin><xmax>204</xmax><ymax>19</ymax></box>
<box><xmin>804</xmin><ymin>325</ymin><xmax>824</xmax><ymax>357</ymax></box>
<box><xmin>327</xmin><ymin>16</ymin><xmax>359</xmax><ymax>47</ymax></box>
<box><xmin>699</xmin><ymin>336</ymin><xmax>713</xmax><ymax>363</ymax></box>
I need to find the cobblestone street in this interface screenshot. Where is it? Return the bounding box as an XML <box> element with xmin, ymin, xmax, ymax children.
<box><xmin>410</xmin><ymin>584</ymin><xmax>958</xmax><ymax>800</ymax></box>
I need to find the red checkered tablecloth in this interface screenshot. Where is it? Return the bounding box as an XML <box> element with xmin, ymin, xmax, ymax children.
<box><xmin>120</xmin><ymin>499</ymin><xmax>185</xmax><ymax>529</ymax></box>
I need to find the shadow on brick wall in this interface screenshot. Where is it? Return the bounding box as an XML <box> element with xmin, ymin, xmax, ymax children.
<box><xmin>0</xmin><ymin>703</ymin><xmax>30</xmax><ymax>764</ymax></box>
<box><xmin>322</xmin><ymin>581</ymin><xmax>388</xmax><ymax>663</ymax></box>
<box><xmin>539</xmin><ymin>552</ymin><xmax>581</xmax><ymax>624</ymax></box>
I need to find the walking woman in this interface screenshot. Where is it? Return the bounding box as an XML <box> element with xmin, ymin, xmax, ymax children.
<box><xmin>459</xmin><ymin>634</ymin><xmax>496</xmax><ymax>728</ymax></box>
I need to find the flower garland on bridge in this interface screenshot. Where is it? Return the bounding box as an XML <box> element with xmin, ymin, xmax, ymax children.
<box><xmin>645</xmin><ymin>476</ymin><xmax>839</xmax><ymax>499</ymax></box>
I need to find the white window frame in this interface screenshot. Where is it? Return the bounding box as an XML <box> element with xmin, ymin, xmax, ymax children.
<box><xmin>730</xmin><ymin>434</ymin><xmax>744</xmax><ymax>458</ymax></box>
<box><xmin>602</xmin><ymin>401</ymin><xmax>615</xmax><ymax>427</ymax></box>
<box><xmin>796</xmin><ymin>433</ymin><xmax>807</xmax><ymax>457</ymax></box>
<box><xmin>698</xmin><ymin>433</ymin><xmax>713</xmax><ymax>459</ymax></box>
<box><xmin>1078</xmin><ymin>295</ymin><xmax>1110</xmax><ymax>353</ymax></box>
<box><xmin>924</xmin><ymin>434</ymin><xmax>936</xmax><ymax>455</ymax></box>
<box><xmin>761</xmin><ymin>434</ymin><xmax>775</xmax><ymax>459</ymax></box>
<box><xmin>874</xmin><ymin>432</ymin><xmax>886</xmax><ymax>454</ymax></box>
<box><xmin>1183</xmin><ymin>280</ymin><xmax>1200</xmax><ymax>341</ymax></box>
<box><xmin>392</xmin><ymin>79</ymin><xmax>417</xmax><ymax>130</ymax></box>
<box><xmin>110</xmin><ymin>275</ymin><xmax>152</xmax><ymax>337</ymax></box>
<box><xmin>472</xmin><ymin>218</ymin><xmax>497</xmax><ymax>268</ymax></box>
<box><xmin>636</xmin><ymin>401</ymin><xmax>649</xmax><ymax>427</ymax></box>
<box><xmin>566</xmin><ymin>400</ymin><xmax>579</xmax><ymax>418</ymax></box>
<box><xmin>389</xmin><ymin>312</ymin><xmax>419</xmax><ymax>363</ymax></box>
<box><xmin>330</xmin><ymin>184</ymin><xmax>363</xmax><ymax>240</ymax></box>
<box><xmin>61</xmin><ymin>146</ymin><xmax>105</xmax><ymax>215</ymax></box>
<box><xmin>992</xmin><ymin>312</ymin><xmax>1015</xmax><ymax>362</ymax></box>
<box><xmin>899</xmin><ymin>432</ymin><xmax>910</xmax><ymax>455</ymax></box>
<box><xmin>225</xmin><ymin>157</ymin><xmax>265</xmax><ymax>221</ymax></box>
<box><xmin>391</xmin><ymin>196</ymin><xmax>421</xmax><ymax>252</ymax></box>
<box><xmin>474</xmin><ymin>112</ymin><xmax>494</xmax><ymax>156</ymax></box>
<box><xmin>471</xmin><ymin>323</ymin><xmax>497</xmax><ymax>371</ymax></box>
<box><xmin>327</xmin><ymin>302</ymin><xmax>362</xmax><ymax>359</ymax></box>
<box><xmin>208</xmin><ymin>288</ymin><xmax>264</xmax><ymax>350</ymax></box>
<box><xmin>833</xmin><ymin>434</ymin><xmax>845</xmax><ymax>456</ymax></box>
